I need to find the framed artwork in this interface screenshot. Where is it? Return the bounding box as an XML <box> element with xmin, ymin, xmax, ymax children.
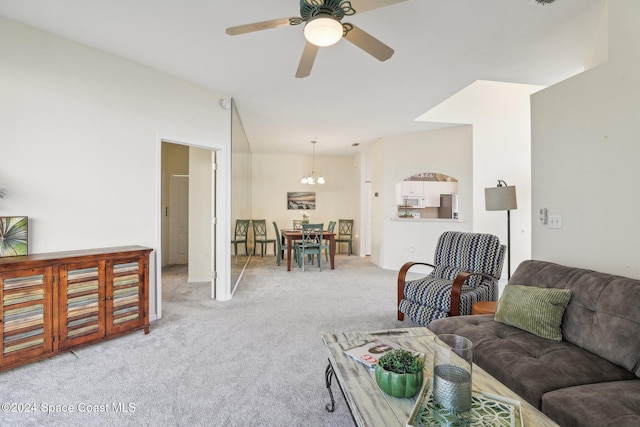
<box><xmin>287</xmin><ymin>192</ymin><xmax>316</xmax><ymax>210</ymax></box>
<box><xmin>0</xmin><ymin>216</ymin><xmax>28</xmax><ymax>257</ymax></box>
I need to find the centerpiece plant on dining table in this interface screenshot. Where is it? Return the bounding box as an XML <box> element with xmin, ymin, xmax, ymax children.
<box><xmin>375</xmin><ymin>349</ymin><xmax>425</xmax><ymax>398</ymax></box>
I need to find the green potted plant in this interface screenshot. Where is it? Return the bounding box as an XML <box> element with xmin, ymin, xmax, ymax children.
<box><xmin>375</xmin><ymin>349</ymin><xmax>424</xmax><ymax>398</ymax></box>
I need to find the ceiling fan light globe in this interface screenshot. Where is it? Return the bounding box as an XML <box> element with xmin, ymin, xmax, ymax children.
<box><xmin>317</xmin><ymin>176</ymin><xmax>325</xmax><ymax>184</ymax></box>
<box><xmin>301</xmin><ymin>177</ymin><xmax>308</xmax><ymax>184</ymax></box>
<box><xmin>304</xmin><ymin>16</ymin><xmax>343</xmax><ymax>47</ymax></box>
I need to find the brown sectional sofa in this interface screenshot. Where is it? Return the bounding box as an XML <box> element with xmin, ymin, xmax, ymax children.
<box><xmin>428</xmin><ymin>260</ymin><xmax>640</xmax><ymax>427</ymax></box>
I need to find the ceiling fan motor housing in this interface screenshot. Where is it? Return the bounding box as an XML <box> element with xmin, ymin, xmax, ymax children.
<box><xmin>299</xmin><ymin>0</ymin><xmax>355</xmax><ymax>22</ymax></box>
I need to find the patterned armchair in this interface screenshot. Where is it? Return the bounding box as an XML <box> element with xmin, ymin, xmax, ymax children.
<box><xmin>397</xmin><ymin>231</ymin><xmax>505</xmax><ymax>327</ymax></box>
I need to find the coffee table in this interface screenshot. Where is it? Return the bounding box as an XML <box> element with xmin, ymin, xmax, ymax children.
<box><xmin>322</xmin><ymin>327</ymin><xmax>559</xmax><ymax>427</ymax></box>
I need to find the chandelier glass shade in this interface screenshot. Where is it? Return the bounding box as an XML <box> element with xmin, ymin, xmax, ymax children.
<box><xmin>301</xmin><ymin>140</ymin><xmax>325</xmax><ymax>185</ymax></box>
<box><xmin>300</xmin><ymin>173</ymin><xmax>325</xmax><ymax>185</ymax></box>
<box><xmin>304</xmin><ymin>14</ymin><xmax>343</xmax><ymax>47</ymax></box>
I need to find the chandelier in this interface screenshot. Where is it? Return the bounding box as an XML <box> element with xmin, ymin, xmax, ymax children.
<box><xmin>301</xmin><ymin>140</ymin><xmax>325</xmax><ymax>185</ymax></box>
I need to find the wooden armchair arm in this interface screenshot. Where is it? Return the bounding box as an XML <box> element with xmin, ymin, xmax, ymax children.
<box><xmin>397</xmin><ymin>262</ymin><xmax>435</xmax><ymax>321</ymax></box>
<box><xmin>449</xmin><ymin>271</ymin><xmax>499</xmax><ymax>317</ymax></box>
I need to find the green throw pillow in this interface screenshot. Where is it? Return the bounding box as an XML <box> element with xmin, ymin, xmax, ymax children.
<box><xmin>494</xmin><ymin>285</ymin><xmax>572</xmax><ymax>341</ymax></box>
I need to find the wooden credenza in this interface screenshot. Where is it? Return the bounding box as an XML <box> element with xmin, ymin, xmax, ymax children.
<box><xmin>0</xmin><ymin>246</ymin><xmax>152</xmax><ymax>372</ymax></box>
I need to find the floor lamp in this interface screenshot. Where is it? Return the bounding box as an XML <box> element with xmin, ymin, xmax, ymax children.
<box><xmin>485</xmin><ymin>180</ymin><xmax>517</xmax><ymax>280</ymax></box>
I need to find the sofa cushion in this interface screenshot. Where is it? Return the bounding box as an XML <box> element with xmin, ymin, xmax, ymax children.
<box><xmin>509</xmin><ymin>260</ymin><xmax>640</xmax><ymax>377</ymax></box>
<box><xmin>428</xmin><ymin>315</ymin><xmax>636</xmax><ymax>409</ymax></box>
<box><xmin>494</xmin><ymin>285</ymin><xmax>571</xmax><ymax>341</ymax></box>
<box><xmin>542</xmin><ymin>380</ymin><xmax>640</xmax><ymax>427</ymax></box>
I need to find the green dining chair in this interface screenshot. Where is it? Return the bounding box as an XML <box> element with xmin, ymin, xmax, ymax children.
<box><xmin>335</xmin><ymin>219</ymin><xmax>354</xmax><ymax>255</ymax></box>
<box><xmin>252</xmin><ymin>219</ymin><xmax>276</xmax><ymax>257</ymax></box>
<box><xmin>296</xmin><ymin>223</ymin><xmax>324</xmax><ymax>271</ymax></box>
<box><xmin>231</xmin><ymin>219</ymin><xmax>250</xmax><ymax>261</ymax></box>
<box><xmin>273</xmin><ymin>221</ymin><xmax>297</xmax><ymax>266</ymax></box>
<box><xmin>322</xmin><ymin>220</ymin><xmax>336</xmax><ymax>261</ymax></box>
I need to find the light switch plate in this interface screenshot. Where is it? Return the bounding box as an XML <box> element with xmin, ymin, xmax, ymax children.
<box><xmin>549</xmin><ymin>215</ymin><xmax>562</xmax><ymax>229</ymax></box>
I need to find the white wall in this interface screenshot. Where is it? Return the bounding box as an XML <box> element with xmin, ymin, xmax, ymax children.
<box><xmin>370</xmin><ymin>126</ymin><xmax>473</xmax><ymax>270</ymax></box>
<box><xmin>0</xmin><ymin>17</ymin><xmax>232</xmax><ymax>317</ymax></box>
<box><xmin>231</xmin><ymin>104</ymin><xmax>252</xmax><ymax>226</ymax></box>
<box><xmin>251</xmin><ymin>152</ymin><xmax>359</xmax><ymax>253</ymax></box>
<box><xmin>531</xmin><ymin>0</ymin><xmax>640</xmax><ymax>279</ymax></box>
<box><xmin>417</xmin><ymin>80</ymin><xmax>543</xmax><ymax>280</ymax></box>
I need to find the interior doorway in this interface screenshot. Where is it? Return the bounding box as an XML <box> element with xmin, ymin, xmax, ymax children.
<box><xmin>158</xmin><ymin>140</ymin><xmax>219</xmax><ymax>318</ymax></box>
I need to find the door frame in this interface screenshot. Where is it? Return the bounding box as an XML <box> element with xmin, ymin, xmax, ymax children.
<box><xmin>155</xmin><ymin>136</ymin><xmax>231</xmax><ymax>320</ymax></box>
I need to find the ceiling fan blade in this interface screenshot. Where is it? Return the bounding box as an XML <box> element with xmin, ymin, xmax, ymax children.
<box><xmin>349</xmin><ymin>0</ymin><xmax>407</xmax><ymax>14</ymax></box>
<box><xmin>295</xmin><ymin>42</ymin><xmax>319</xmax><ymax>78</ymax></box>
<box><xmin>343</xmin><ymin>24</ymin><xmax>394</xmax><ymax>62</ymax></box>
<box><xmin>226</xmin><ymin>18</ymin><xmax>295</xmax><ymax>36</ymax></box>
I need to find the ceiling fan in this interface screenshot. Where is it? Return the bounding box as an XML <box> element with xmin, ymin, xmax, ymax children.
<box><xmin>225</xmin><ymin>0</ymin><xmax>407</xmax><ymax>78</ymax></box>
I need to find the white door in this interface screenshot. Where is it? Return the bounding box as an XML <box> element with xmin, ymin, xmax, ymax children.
<box><xmin>210</xmin><ymin>151</ymin><xmax>217</xmax><ymax>299</ymax></box>
<box><xmin>169</xmin><ymin>174</ymin><xmax>189</xmax><ymax>264</ymax></box>
<box><xmin>364</xmin><ymin>181</ymin><xmax>372</xmax><ymax>256</ymax></box>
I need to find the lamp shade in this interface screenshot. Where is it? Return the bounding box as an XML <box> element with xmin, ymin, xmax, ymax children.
<box><xmin>485</xmin><ymin>186</ymin><xmax>517</xmax><ymax>211</ymax></box>
<box><xmin>304</xmin><ymin>15</ymin><xmax>343</xmax><ymax>47</ymax></box>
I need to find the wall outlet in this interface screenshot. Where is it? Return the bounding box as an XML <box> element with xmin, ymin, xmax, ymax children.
<box><xmin>549</xmin><ymin>215</ymin><xmax>562</xmax><ymax>229</ymax></box>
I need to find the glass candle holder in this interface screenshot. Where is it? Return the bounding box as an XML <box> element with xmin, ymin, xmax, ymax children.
<box><xmin>433</xmin><ymin>334</ymin><xmax>473</xmax><ymax>412</ymax></box>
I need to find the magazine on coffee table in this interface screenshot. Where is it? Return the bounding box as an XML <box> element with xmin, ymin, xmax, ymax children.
<box><xmin>344</xmin><ymin>338</ymin><xmax>423</xmax><ymax>370</ymax></box>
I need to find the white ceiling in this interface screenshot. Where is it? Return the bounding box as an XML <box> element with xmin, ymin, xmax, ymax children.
<box><xmin>0</xmin><ymin>0</ymin><xmax>604</xmax><ymax>155</ymax></box>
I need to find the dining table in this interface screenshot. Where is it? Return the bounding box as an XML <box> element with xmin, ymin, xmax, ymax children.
<box><xmin>280</xmin><ymin>229</ymin><xmax>336</xmax><ymax>271</ymax></box>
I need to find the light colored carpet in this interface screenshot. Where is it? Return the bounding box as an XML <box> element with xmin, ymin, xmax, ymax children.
<box><xmin>1</xmin><ymin>254</ymin><xmax>411</xmax><ymax>426</ymax></box>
